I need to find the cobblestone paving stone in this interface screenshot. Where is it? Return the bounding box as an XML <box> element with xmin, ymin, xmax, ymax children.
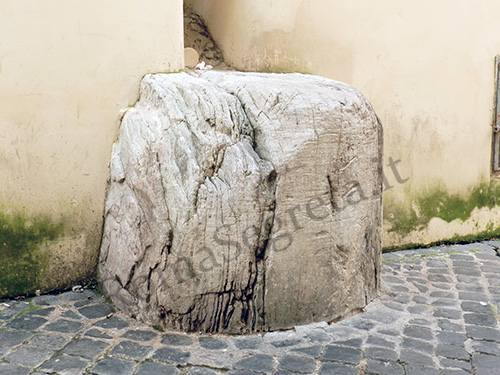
<box><xmin>2</xmin><ymin>242</ymin><xmax>500</xmax><ymax>374</ymax></box>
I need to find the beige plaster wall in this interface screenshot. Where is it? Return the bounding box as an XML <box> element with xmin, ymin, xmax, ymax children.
<box><xmin>188</xmin><ymin>0</ymin><xmax>500</xmax><ymax>248</ymax></box>
<box><xmin>0</xmin><ymin>0</ymin><xmax>183</xmax><ymax>296</ymax></box>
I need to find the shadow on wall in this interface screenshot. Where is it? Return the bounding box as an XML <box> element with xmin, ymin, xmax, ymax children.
<box><xmin>184</xmin><ymin>5</ymin><xmax>230</xmax><ymax>70</ymax></box>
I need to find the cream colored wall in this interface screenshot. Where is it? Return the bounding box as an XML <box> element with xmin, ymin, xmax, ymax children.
<box><xmin>188</xmin><ymin>0</ymin><xmax>500</xmax><ymax>248</ymax></box>
<box><xmin>0</xmin><ymin>0</ymin><xmax>183</xmax><ymax>296</ymax></box>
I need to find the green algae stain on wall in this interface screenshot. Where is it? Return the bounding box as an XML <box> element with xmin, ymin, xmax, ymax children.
<box><xmin>384</xmin><ymin>181</ymin><xmax>500</xmax><ymax>236</ymax></box>
<box><xmin>0</xmin><ymin>212</ymin><xmax>65</xmax><ymax>298</ymax></box>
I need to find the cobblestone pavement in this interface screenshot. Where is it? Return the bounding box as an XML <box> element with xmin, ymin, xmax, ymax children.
<box><xmin>2</xmin><ymin>242</ymin><xmax>500</xmax><ymax>375</ymax></box>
